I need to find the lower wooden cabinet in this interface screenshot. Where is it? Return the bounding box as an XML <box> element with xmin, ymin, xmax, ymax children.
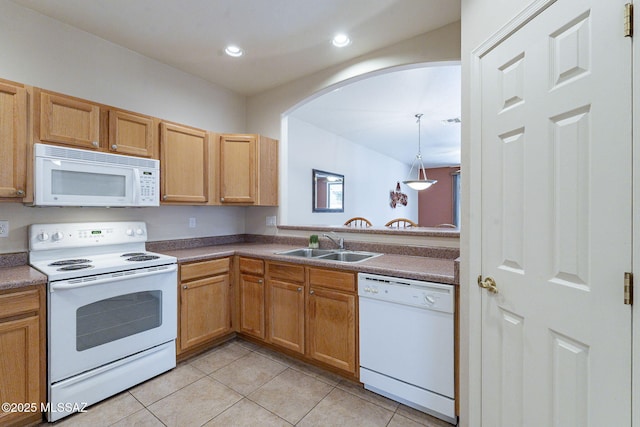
<box><xmin>266</xmin><ymin>262</ymin><xmax>305</xmax><ymax>354</ymax></box>
<box><xmin>238</xmin><ymin>258</ymin><xmax>265</xmax><ymax>340</ymax></box>
<box><xmin>0</xmin><ymin>286</ymin><xmax>45</xmax><ymax>427</ymax></box>
<box><xmin>307</xmin><ymin>268</ymin><xmax>357</xmax><ymax>374</ymax></box>
<box><xmin>178</xmin><ymin>258</ymin><xmax>231</xmax><ymax>354</ymax></box>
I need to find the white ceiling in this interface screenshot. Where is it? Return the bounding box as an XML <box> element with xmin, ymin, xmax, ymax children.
<box><xmin>12</xmin><ymin>0</ymin><xmax>461</xmax><ymax>166</ymax></box>
<box><xmin>290</xmin><ymin>64</ymin><xmax>461</xmax><ymax>167</ymax></box>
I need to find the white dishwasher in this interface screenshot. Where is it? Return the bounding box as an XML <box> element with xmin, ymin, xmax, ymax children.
<box><xmin>358</xmin><ymin>272</ymin><xmax>455</xmax><ymax>424</ymax></box>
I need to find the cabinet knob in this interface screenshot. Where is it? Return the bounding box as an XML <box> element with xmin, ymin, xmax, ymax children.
<box><xmin>309</xmin><ymin>290</ymin><xmax>315</xmax><ymax>295</ymax></box>
<box><xmin>297</xmin><ymin>287</ymin><xmax>302</xmax><ymax>292</ymax></box>
<box><xmin>183</xmin><ymin>285</ymin><xmax>188</xmax><ymax>289</ymax></box>
<box><xmin>15</xmin><ymin>189</ymin><xmax>25</xmax><ymax>196</ymax></box>
<box><xmin>92</xmin><ymin>141</ymin><xmax>99</xmax><ymax>148</ymax></box>
<box><xmin>220</xmin><ymin>198</ymin><xmax>225</xmax><ymax>202</ymax></box>
<box><xmin>258</xmin><ymin>279</ymin><xmax>263</xmax><ymax>284</ymax></box>
<box><xmin>163</xmin><ymin>195</ymin><xmax>168</xmax><ymax>200</ymax></box>
<box><xmin>111</xmin><ymin>144</ymin><xmax>118</xmax><ymax>150</ymax></box>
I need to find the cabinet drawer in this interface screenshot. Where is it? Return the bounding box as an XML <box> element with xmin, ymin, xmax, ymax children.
<box><xmin>181</xmin><ymin>258</ymin><xmax>230</xmax><ymax>281</ymax></box>
<box><xmin>0</xmin><ymin>288</ymin><xmax>40</xmax><ymax>319</ymax></box>
<box><xmin>267</xmin><ymin>262</ymin><xmax>305</xmax><ymax>283</ymax></box>
<box><xmin>239</xmin><ymin>257</ymin><xmax>264</xmax><ymax>275</ymax></box>
<box><xmin>308</xmin><ymin>268</ymin><xmax>356</xmax><ymax>293</ymax></box>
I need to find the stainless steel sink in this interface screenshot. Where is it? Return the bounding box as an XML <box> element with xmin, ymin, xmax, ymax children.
<box><xmin>276</xmin><ymin>248</ymin><xmax>381</xmax><ymax>263</ymax></box>
<box><xmin>276</xmin><ymin>248</ymin><xmax>336</xmax><ymax>258</ymax></box>
<box><xmin>315</xmin><ymin>251</ymin><xmax>380</xmax><ymax>263</ymax></box>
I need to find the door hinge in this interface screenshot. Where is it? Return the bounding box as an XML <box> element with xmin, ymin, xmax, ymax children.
<box><xmin>624</xmin><ymin>272</ymin><xmax>633</xmax><ymax>305</ymax></box>
<box><xmin>625</xmin><ymin>3</ymin><xmax>633</xmax><ymax>37</ymax></box>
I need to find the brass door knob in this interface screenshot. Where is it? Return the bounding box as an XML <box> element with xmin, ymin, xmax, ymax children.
<box><xmin>477</xmin><ymin>275</ymin><xmax>498</xmax><ymax>294</ymax></box>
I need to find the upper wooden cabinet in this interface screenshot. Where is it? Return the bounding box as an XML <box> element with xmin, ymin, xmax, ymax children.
<box><xmin>160</xmin><ymin>122</ymin><xmax>208</xmax><ymax>204</ymax></box>
<box><xmin>0</xmin><ymin>80</ymin><xmax>27</xmax><ymax>200</ymax></box>
<box><xmin>37</xmin><ymin>90</ymin><xmax>101</xmax><ymax>150</ymax></box>
<box><xmin>219</xmin><ymin>134</ymin><xmax>278</xmax><ymax>206</ymax></box>
<box><xmin>108</xmin><ymin>110</ymin><xmax>156</xmax><ymax>158</ymax></box>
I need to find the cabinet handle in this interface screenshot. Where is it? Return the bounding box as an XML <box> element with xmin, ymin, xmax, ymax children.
<box><xmin>111</xmin><ymin>144</ymin><xmax>118</xmax><ymax>150</ymax></box>
<box><xmin>297</xmin><ymin>287</ymin><xmax>302</xmax><ymax>292</ymax></box>
<box><xmin>15</xmin><ymin>189</ymin><xmax>25</xmax><ymax>196</ymax></box>
<box><xmin>92</xmin><ymin>141</ymin><xmax>99</xmax><ymax>148</ymax></box>
<box><xmin>183</xmin><ymin>285</ymin><xmax>188</xmax><ymax>289</ymax></box>
<box><xmin>309</xmin><ymin>290</ymin><xmax>314</xmax><ymax>295</ymax></box>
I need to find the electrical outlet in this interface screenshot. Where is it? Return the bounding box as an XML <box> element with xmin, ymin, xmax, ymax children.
<box><xmin>0</xmin><ymin>220</ymin><xmax>8</xmax><ymax>237</ymax></box>
<box><xmin>266</xmin><ymin>216</ymin><xmax>277</xmax><ymax>227</ymax></box>
<box><xmin>188</xmin><ymin>217</ymin><xmax>196</xmax><ymax>228</ymax></box>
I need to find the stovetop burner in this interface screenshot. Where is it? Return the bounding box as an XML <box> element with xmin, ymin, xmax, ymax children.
<box><xmin>48</xmin><ymin>259</ymin><xmax>92</xmax><ymax>266</ymax></box>
<box><xmin>126</xmin><ymin>255</ymin><xmax>160</xmax><ymax>262</ymax></box>
<box><xmin>121</xmin><ymin>252</ymin><xmax>147</xmax><ymax>257</ymax></box>
<box><xmin>57</xmin><ymin>264</ymin><xmax>93</xmax><ymax>271</ymax></box>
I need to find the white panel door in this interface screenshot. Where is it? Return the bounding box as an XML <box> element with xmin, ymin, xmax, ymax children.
<box><xmin>479</xmin><ymin>0</ymin><xmax>632</xmax><ymax>426</ymax></box>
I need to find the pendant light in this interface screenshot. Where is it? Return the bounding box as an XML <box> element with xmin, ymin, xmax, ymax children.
<box><xmin>403</xmin><ymin>113</ymin><xmax>437</xmax><ymax>190</ymax></box>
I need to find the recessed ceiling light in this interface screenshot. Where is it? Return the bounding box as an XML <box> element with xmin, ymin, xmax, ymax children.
<box><xmin>332</xmin><ymin>34</ymin><xmax>351</xmax><ymax>47</ymax></box>
<box><xmin>225</xmin><ymin>45</ymin><xmax>243</xmax><ymax>57</ymax></box>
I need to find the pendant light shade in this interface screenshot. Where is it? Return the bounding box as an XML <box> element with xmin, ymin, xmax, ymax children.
<box><xmin>403</xmin><ymin>113</ymin><xmax>437</xmax><ymax>191</ymax></box>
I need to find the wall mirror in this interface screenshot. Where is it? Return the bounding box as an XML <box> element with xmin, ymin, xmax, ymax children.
<box><xmin>312</xmin><ymin>169</ymin><xmax>344</xmax><ymax>212</ymax></box>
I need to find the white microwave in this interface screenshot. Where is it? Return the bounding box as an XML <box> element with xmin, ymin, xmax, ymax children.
<box><xmin>33</xmin><ymin>143</ymin><xmax>160</xmax><ymax>207</ymax></box>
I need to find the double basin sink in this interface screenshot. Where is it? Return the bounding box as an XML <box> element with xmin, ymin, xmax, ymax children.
<box><xmin>276</xmin><ymin>248</ymin><xmax>381</xmax><ymax>263</ymax></box>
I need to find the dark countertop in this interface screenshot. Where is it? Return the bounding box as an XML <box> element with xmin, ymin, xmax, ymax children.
<box><xmin>0</xmin><ymin>265</ymin><xmax>47</xmax><ymax>291</ymax></box>
<box><xmin>159</xmin><ymin>243</ymin><xmax>458</xmax><ymax>285</ymax></box>
<box><xmin>0</xmin><ymin>241</ymin><xmax>458</xmax><ymax>291</ymax></box>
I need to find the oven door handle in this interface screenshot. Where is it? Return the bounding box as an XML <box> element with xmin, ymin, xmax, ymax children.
<box><xmin>50</xmin><ymin>264</ymin><xmax>177</xmax><ymax>291</ymax></box>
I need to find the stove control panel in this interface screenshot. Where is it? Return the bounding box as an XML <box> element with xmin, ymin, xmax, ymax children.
<box><xmin>29</xmin><ymin>221</ymin><xmax>148</xmax><ymax>251</ymax></box>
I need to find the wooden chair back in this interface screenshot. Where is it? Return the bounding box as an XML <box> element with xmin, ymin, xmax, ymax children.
<box><xmin>344</xmin><ymin>217</ymin><xmax>372</xmax><ymax>227</ymax></box>
<box><xmin>385</xmin><ymin>218</ymin><xmax>418</xmax><ymax>228</ymax></box>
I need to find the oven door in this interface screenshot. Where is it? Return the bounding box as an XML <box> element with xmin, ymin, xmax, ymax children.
<box><xmin>35</xmin><ymin>156</ymin><xmax>138</xmax><ymax>207</ymax></box>
<box><xmin>48</xmin><ymin>264</ymin><xmax>177</xmax><ymax>383</ymax></box>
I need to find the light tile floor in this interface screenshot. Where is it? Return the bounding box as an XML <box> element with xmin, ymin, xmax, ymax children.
<box><xmin>50</xmin><ymin>339</ymin><xmax>454</xmax><ymax>427</ymax></box>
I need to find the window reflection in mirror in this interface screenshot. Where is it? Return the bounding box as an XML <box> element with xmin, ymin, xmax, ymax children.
<box><xmin>312</xmin><ymin>169</ymin><xmax>344</xmax><ymax>212</ymax></box>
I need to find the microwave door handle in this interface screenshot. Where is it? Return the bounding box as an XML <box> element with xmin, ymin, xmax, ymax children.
<box><xmin>50</xmin><ymin>264</ymin><xmax>177</xmax><ymax>292</ymax></box>
<box><xmin>133</xmin><ymin>168</ymin><xmax>141</xmax><ymax>204</ymax></box>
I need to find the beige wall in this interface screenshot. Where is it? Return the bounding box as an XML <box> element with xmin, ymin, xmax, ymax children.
<box><xmin>245</xmin><ymin>21</ymin><xmax>461</xmax><ymax>235</ymax></box>
<box><xmin>0</xmin><ymin>0</ymin><xmax>248</xmax><ymax>254</ymax></box>
<box><xmin>460</xmin><ymin>1</ymin><xmax>535</xmax><ymax>425</ymax></box>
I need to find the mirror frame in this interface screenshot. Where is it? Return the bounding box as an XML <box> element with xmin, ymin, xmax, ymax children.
<box><xmin>312</xmin><ymin>169</ymin><xmax>344</xmax><ymax>213</ymax></box>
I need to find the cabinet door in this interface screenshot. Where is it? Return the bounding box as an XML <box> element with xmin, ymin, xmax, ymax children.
<box><xmin>307</xmin><ymin>286</ymin><xmax>356</xmax><ymax>374</ymax></box>
<box><xmin>109</xmin><ymin>110</ymin><xmax>156</xmax><ymax>158</ymax></box>
<box><xmin>0</xmin><ymin>316</ymin><xmax>40</xmax><ymax>426</ymax></box>
<box><xmin>0</xmin><ymin>82</ymin><xmax>27</xmax><ymax>199</ymax></box>
<box><xmin>160</xmin><ymin>122</ymin><xmax>208</xmax><ymax>203</ymax></box>
<box><xmin>267</xmin><ymin>280</ymin><xmax>305</xmax><ymax>354</ymax></box>
<box><xmin>239</xmin><ymin>274</ymin><xmax>265</xmax><ymax>339</ymax></box>
<box><xmin>39</xmin><ymin>92</ymin><xmax>100</xmax><ymax>149</ymax></box>
<box><xmin>180</xmin><ymin>274</ymin><xmax>230</xmax><ymax>351</ymax></box>
<box><xmin>257</xmin><ymin>135</ymin><xmax>278</xmax><ymax>206</ymax></box>
<box><xmin>219</xmin><ymin>134</ymin><xmax>256</xmax><ymax>204</ymax></box>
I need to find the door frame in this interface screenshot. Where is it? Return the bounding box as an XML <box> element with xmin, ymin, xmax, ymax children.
<box><xmin>633</xmin><ymin>2</ymin><xmax>639</xmax><ymax>425</ymax></box>
<box><xmin>465</xmin><ymin>1</ymin><xmax>557</xmax><ymax>425</ymax></box>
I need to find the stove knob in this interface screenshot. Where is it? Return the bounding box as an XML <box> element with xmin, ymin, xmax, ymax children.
<box><xmin>126</xmin><ymin>229</ymin><xmax>134</xmax><ymax>236</ymax></box>
<box><xmin>52</xmin><ymin>231</ymin><xmax>64</xmax><ymax>241</ymax></box>
<box><xmin>37</xmin><ymin>232</ymin><xmax>49</xmax><ymax>241</ymax></box>
<box><xmin>424</xmin><ymin>295</ymin><xmax>436</xmax><ymax>305</ymax></box>
<box><xmin>135</xmin><ymin>228</ymin><xmax>144</xmax><ymax>236</ymax></box>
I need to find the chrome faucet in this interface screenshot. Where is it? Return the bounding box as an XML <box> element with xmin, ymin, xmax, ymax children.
<box><xmin>323</xmin><ymin>232</ymin><xmax>344</xmax><ymax>250</ymax></box>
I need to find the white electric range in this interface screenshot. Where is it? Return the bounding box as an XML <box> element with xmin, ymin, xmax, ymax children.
<box><xmin>29</xmin><ymin>221</ymin><xmax>177</xmax><ymax>422</ymax></box>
